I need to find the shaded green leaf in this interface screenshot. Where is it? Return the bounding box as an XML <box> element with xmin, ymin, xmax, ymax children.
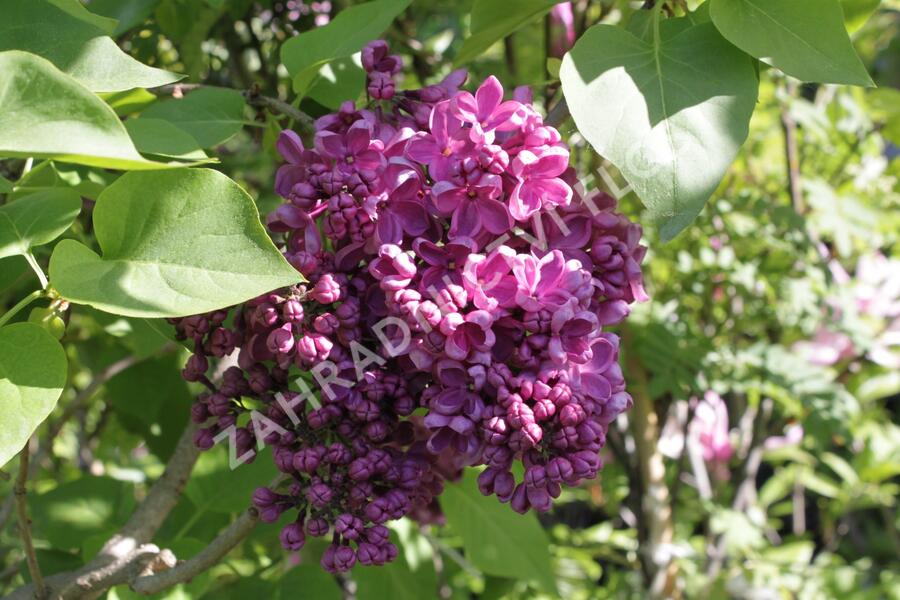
<box><xmin>86</xmin><ymin>0</ymin><xmax>161</xmax><ymax>36</ymax></box>
<box><xmin>140</xmin><ymin>88</ymin><xmax>248</xmax><ymax>148</ymax></box>
<box><xmin>49</xmin><ymin>168</ymin><xmax>301</xmax><ymax>317</ymax></box>
<box><xmin>185</xmin><ymin>448</ymin><xmax>278</xmax><ymax>514</ymax></box>
<box><xmin>440</xmin><ymin>470</ymin><xmax>557</xmax><ymax>594</ymax></box>
<box><xmin>561</xmin><ymin>21</ymin><xmax>758</xmax><ymax>240</ymax></box>
<box><xmin>0</xmin><ymin>323</ymin><xmax>67</xmax><ymax>468</ymax></box>
<box><xmin>274</xmin><ymin>565</ymin><xmax>343</xmax><ymax>600</ymax></box>
<box><xmin>0</xmin><ymin>189</ymin><xmax>81</xmax><ymax>259</ymax></box>
<box><xmin>30</xmin><ymin>476</ymin><xmax>134</xmax><ymax>549</ymax></box>
<box><xmin>0</xmin><ymin>51</ymin><xmax>173</xmax><ymax>170</ymax></box>
<box><xmin>455</xmin><ymin>0</ymin><xmax>558</xmax><ymax>66</ymax></box>
<box><xmin>709</xmin><ymin>0</ymin><xmax>873</xmax><ymax>86</ymax></box>
<box><xmin>0</xmin><ymin>0</ymin><xmax>181</xmax><ymax>92</ymax></box>
<box><xmin>281</xmin><ymin>0</ymin><xmax>411</xmax><ymax>96</ymax></box>
<box><xmin>125</xmin><ymin>118</ymin><xmax>210</xmax><ymax>162</ymax></box>
<box><xmin>841</xmin><ymin>0</ymin><xmax>881</xmax><ymax>33</ymax></box>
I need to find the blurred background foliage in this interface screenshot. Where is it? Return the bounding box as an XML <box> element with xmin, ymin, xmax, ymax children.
<box><xmin>0</xmin><ymin>0</ymin><xmax>898</xmax><ymax>598</ymax></box>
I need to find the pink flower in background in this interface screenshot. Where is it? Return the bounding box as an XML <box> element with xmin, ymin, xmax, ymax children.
<box><xmin>549</xmin><ymin>2</ymin><xmax>575</xmax><ymax>58</ymax></box>
<box><xmin>764</xmin><ymin>423</ymin><xmax>804</xmax><ymax>451</ymax></box>
<box><xmin>793</xmin><ymin>328</ymin><xmax>855</xmax><ymax>366</ymax></box>
<box><xmin>690</xmin><ymin>391</ymin><xmax>733</xmax><ymax>464</ymax></box>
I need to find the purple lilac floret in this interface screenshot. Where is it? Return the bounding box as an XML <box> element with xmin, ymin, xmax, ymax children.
<box><xmin>172</xmin><ymin>40</ymin><xmax>647</xmax><ymax>574</ymax></box>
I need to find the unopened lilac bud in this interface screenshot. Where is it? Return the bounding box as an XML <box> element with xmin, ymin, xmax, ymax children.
<box><xmin>306</xmin><ymin>517</ymin><xmax>329</xmax><ymax>537</ymax></box>
<box><xmin>182</xmin><ymin>353</ymin><xmax>208</xmax><ymax>382</ymax></box>
<box><xmin>333</xmin><ymin>546</ymin><xmax>357</xmax><ymax>572</ymax></box>
<box><xmin>267</xmin><ymin>323</ymin><xmax>295</xmax><ymax>354</ymax></box>
<box><xmin>260</xmin><ymin>504</ymin><xmax>285</xmax><ymax>523</ymax></box>
<box><xmin>507</xmin><ymin>401</ymin><xmax>535</xmax><ymax>429</ymax></box>
<box><xmin>559</xmin><ymin>402</ymin><xmax>586</xmax><ymax>426</ymax></box>
<box><xmin>510</xmin><ymin>482</ymin><xmax>530</xmax><ymax>514</ymax></box>
<box><xmin>357</xmin><ymin>542</ymin><xmax>383</xmax><ymax>566</ymax></box>
<box><xmin>190</xmin><ymin>402</ymin><xmax>209</xmax><ymax>423</ymax></box>
<box><xmin>310</xmin><ymin>274</ymin><xmax>342</xmax><ymax>304</ymax></box>
<box><xmin>282</xmin><ymin>299</ymin><xmax>304</xmax><ymax>323</ymax></box>
<box><xmin>364</xmin><ymin>499</ymin><xmax>389</xmax><ymax>524</ymax></box>
<box><xmin>524</xmin><ymin>465</ymin><xmax>547</xmax><ymax>489</ymax></box>
<box><xmin>307</xmin><ymin>483</ymin><xmax>333</xmax><ymax>507</ymax></box>
<box><xmin>383</xmin><ymin>542</ymin><xmax>399</xmax><ymax>563</ymax></box>
<box><xmin>279</xmin><ymin>522</ymin><xmax>306</xmax><ymax>551</ymax></box>
<box><xmin>494</xmin><ymin>470</ymin><xmax>515</xmax><ymax>502</ymax></box>
<box><xmin>349</xmin><ymin>458</ymin><xmax>374</xmax><ymax>481</ymax></box>
<box><xmin>526</xmin><ymin>485</ymin><xmax>552</xmax><ymax>512</ymax></box>
<box><xmin>334</xmin><ymin>513</ymin><xmax>364</xmax><ymax>540</ymax></box>
<box><xmin>365</xmin><ymin>524</ymin><xmax>390</xmax><ymax>545</ymax></box>
<box><xmin>292</xmin><ymin>448</ymin><xmax>322</xmax><ymax>473</ymax></box>
<box><xmin>252</xmin><ymin>487</ymin><xmax>280</xmax><ymax>508</ymax></box>
<box><xmin>192</xmin><ymin>427</ymin><xmax>215</xmax><ymax>450</ymax></box>
<box><xmin>546</xmin><ymin>457</ymin><xmax>574</xmax><ymax>483</ymax></box>
<box><xmin>207</xmin><ymin>393</ymin><xmax>231</xmax><ymax>417</ymax></box>
<box><xmin>570</xmin><ymin>450</ymin><xmax>601</xmax><ymax>479</ymax></box>
<box><xmin>208</xmin><ymin>327</ymin><xmax>236</xmax><ymax>357</ymax></box>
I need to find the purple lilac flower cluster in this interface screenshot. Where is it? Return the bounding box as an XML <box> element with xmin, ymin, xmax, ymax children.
<box><xmin>174</xmin><ymin>40</ymin><xmax>647</xmax><ymax>573</ymax></box>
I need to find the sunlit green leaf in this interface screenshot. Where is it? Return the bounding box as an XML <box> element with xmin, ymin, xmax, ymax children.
<box><xmin>0</xmin><ymin>323</ymin><xmax>68</xmax><ymax>468</ymax></box>
<box><xmin>710</xmin><ymin>0</ymin><xmax>873</xmax><ymax>86</ymax></box>
<box><xmin>281</xmin><ymin>0</ymin><xmax>411</xmax><ymax>96</ymax></box>
<box><xmin>561</xmin><ymin>20</ymin><xmax>758</xmax><ymax>240</ymax></box>
<box><xmin>0</xmin><ymin>189</ymin><xmax>81</xmax><ymax>260</ymax></box>
<box><xmin>49</xmin><ymin>168</ymin><xmax>301</xmax><ymax>317</ymax></box>
<box><xmin>0</xmin><ymin>0</ymin><xmax>182</xmax><ymax>92</ymax></box>
<box><xmin>0</xmin><ymin>51</ymin><xmax>173</xmax><ymax>170</ymax></box>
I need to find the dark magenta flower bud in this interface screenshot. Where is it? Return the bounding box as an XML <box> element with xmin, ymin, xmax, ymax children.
<box><xmin>364</xmin><ymin>499</ymin><xmax>389</xmax><ymax>524</ymax></box>
<box><xmin>494</xmin><ymin>470</ymin><xmax>515</xmax><ymax>502</ymax></box>
<box><xmin>282</xmin><ymin>299</ymin><xmax>304</xmax><ymax>323</ymax></box>
<box><xmin>182</xmin><ymin>353</ymin><xmax>208</xmax><ymax>382</ymax></box>
<box><xmin>546</xmin><ymin>457</ymin><xmax>574</xmax><ymax>483</ymax></box>
<box><xmin>267</xmin><ymin>323</ymin><xmax>295</xmax><ymax>355</ymax></box>
<box><xmin>348</xmin><ymin>458</ymin><xmax>374</xmax><ymax>481</ymax></box>
<box><xmin>333</xmin><ymin>546</ymin><xmax>357</xmax><ymax>572</ymax></box>
<box><xmin>279</xmin><ymin>522</ymin><xmax>306</xmax><ymax>551</ymax></box>
<box><xmin>524</xmin><ymin>465</ymin><xmax>547</xmax><ymax>489</ymax></box>
<box><xmin>365</xmin><ymin>524</ymin><xmax>390</xmax><ymax>546</ymax></box>
<box><xmin>334</xmin><ymin>513</ymin><xmax>364</xmax><ymax>540</ymax></box>
<box><xmin>292</xmin><ymin>448</ymin><xmax>322</xmax><ymax>473</ymax></box>
<box><xmin>260</xmin><ymin>504</ymin><xmax>286</xmax><ymax>523</ymax></box>
<box><xmin>190</xmin><ymin>402</ymin><xmax>209</xmax><ymax>423</ymax></box>
<box><xmin>252</xmin><ymin>487</ymin><xmax>280</xmax><ymax>508</ymax></box>
<box><xmin>306</xmin><ymin>517</ymin><xmax>329</xmax><ymax>537</ymax></box>
<box><xmin>307</xmin><ymin>483</ymin><xmax>333</xmax><ymax>508</ymax></box>
<box><xmin>559</xmin><ymin>402</ymin><xmax>586</xmax><ymax>427</ymax></box>
<box><xmin>192</xmin><ymin>427</ymin><xmax>215</xmax><ymax>450</ymax></box>
<box><xmin>357</xmin><ymin>542</ymin><xmax>383</xmax><ymax>566</ymax></box>
<box><xmin>510</xmin><ymin>483</ymin><xmax>530</xmax><ymax>514</ymax></box>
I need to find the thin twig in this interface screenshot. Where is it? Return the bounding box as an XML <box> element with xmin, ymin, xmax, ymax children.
<box><xmin>780</xmin><ymin>82</ymin><xmax>804</xmax><ymax>215</ymax></box>
<box><xmin>13</xmin><ymin>439</ymin><xmax>45</xmax><ymax>598</ymax></box>
<box><xmin>130</xmin><ymin>508</ymin><xmax>259</xmax><ymax>595</ymax></box>
<box><xmin>151</xmin><ymin>84</ymin><xmax>315</xmax><ymax>132</ymax></box>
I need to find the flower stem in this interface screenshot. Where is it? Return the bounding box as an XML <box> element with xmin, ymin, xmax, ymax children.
<box><xmin>0</xmin><ymin>289</ymin><xmax>44</xmax><ymax>328</ymax></box>
<box><xmin>24</xmin><ymin>251</ymin><xmax>49</xmax><ymax>290</ymax></box>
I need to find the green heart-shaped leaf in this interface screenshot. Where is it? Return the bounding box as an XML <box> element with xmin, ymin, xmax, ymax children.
<box><xmin>560</xmin><ymin>21</ymin><xmax>758</xmax><ymax>240</ymax></box>
<box><xmin>140</xmin><ymin>88</ymin><xmax>248</xmax><ymax>149</ymax></box>
<box><xmin>440</xmin><ymin>470</ymin><xmax>557</xmax><ymax>594</ymax></box>
<box><xmin>49</xmin><ymin>168</ymin><xmax>302</xmax><ymax>318</ymax></box>
<box><xmin>0</xmin><ymin>323</ymin><xmax>68</xmax><ymax>468</ymax></box>
<box><xmin>0</xmin><ymin>189</ymin><xmax>82</xmax><ymax>260</ymax></box>
<box><xmin>0</xmin><ymin>0</ymin><xmax>182</xmax><ymax>93</ymax></box>
<box><xmin>281</xmin><ymin>0</ymin><xmax>411</xmax><ymax>97</ymax></box>
<box><xmin>0</xmin><ymin>51</ymin><xmax>174</xmax><ymax>170</ymax></box>
<box><xmin>710</xmin><ymin>0</ymin><xmax>873</xmax><ymax>86</ymax></box>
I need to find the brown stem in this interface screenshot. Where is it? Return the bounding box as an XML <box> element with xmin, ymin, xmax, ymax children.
<box><xmin>780</xmin><ymin>83</ymin><xmax>804</xmax><ymax>215</ymax></box>
<box><xmin>624</xmin><ymin>331</ymin><xmax>678</xmax><ymax>599</ymax></box>
<box><xmin>14</xmin><ymin>439</ymin><xmax>45</xmax><ymax>598</ymax></box>
<box><xmin>130</xmin><ymin>508</ymin><xmax>259</xmax><ymax>595</ymax></box>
